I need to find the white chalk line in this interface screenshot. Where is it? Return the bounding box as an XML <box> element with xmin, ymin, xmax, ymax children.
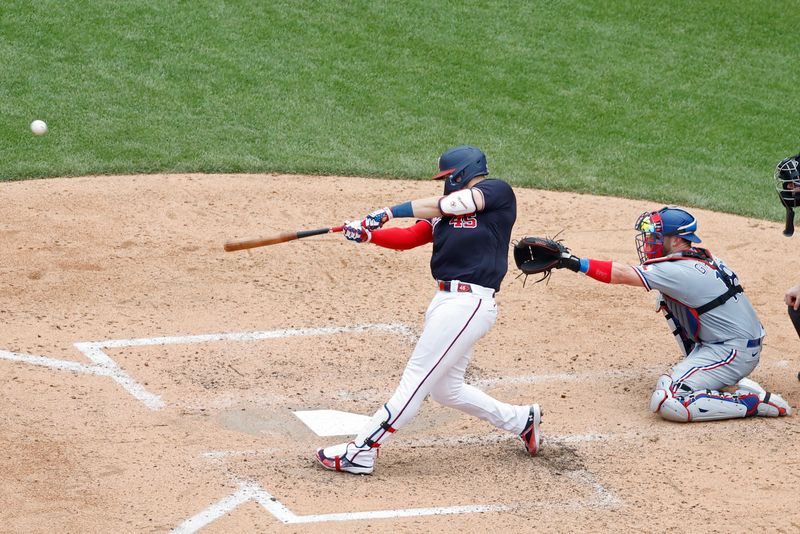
<box><xmin>74</xmin><ymin>342</ymin><xmax>166</xmax><ymax>410</ymax></box>
<box><xmin>180</xmin><ymin>432</ymin><xmax>620</xmax><ymax>529</ymax></box>
<box><xmin>3</xmin><ymin>324</ymin><xmax>788</xmax><ymax>412</ymax></box>
<box><xmin>0</xmin><ymin>349</ymin><xmax>112</xmax><ymax>376</ymax></box>
<box><xmin>174</xmin><ymin>466</ymin><xmax>621</xmax><ymax>532</ymax></box>
<box><xmin>473</xmin><ymin>359</ymin><xmax>791</xmax><ymax>389</ymax></box>
<box><xmin>83</xmin><ymin>323</ymin><xmax>418</xmax><ymax>350</ymax></box>
<box><xmin>566</xmin><ymin>471</ymin><xmax>622</xmax><ymax>508</ymax></box>
<box><xmin>172</xmin><ymin>480</ymin><xmax>508</xmax><ymax>532</ymax></box>
<box><xmin>202</xmin><ymin>449</ymin><xmax>280</xmax><ymax>460</ymax></box>
<box><xmin>0</xmin><ymin>323</ymin><xmax>417</xmax><ymax>411</ymax></box>
<box><xmin>473</xmin><ymin>365</ymin><xmax>664</xmax><ymax>389</ymax></box>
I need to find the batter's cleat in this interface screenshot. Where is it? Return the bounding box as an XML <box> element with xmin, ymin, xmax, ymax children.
<box><xmin>314</xmin><ymin>441</ymin><xmax>375</xmax><ymax>475</ymax></box>
<box><xmin>519</xmin><ymin>404</ymin><xmax>543</xmax><ymax>456</ymax></box>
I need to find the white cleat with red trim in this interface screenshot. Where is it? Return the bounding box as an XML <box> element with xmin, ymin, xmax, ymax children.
<box><xmin>519</xmin><ymin>404</ymin><xmax>543</xmax><ymax>456</ymax></box>
<box><xmin>315</xmin><ymin>441</ymin><xmax>376</xmax><ymax>475</ymax></box>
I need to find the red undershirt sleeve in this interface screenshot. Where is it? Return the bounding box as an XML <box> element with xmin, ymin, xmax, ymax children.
<box><xmin>370</xmin><ymin>220</ymin><xmax>433</xmax><ymax>250</ymax></box>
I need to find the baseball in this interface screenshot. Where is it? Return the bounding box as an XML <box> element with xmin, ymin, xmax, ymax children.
<box><xmin>30</xmin><ymin>120</ymin><xmax>48</xmax><ymax>136</ymax></box>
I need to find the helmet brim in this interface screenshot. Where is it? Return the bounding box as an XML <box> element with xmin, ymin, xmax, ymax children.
<box><xmin>432</xmin><ymin>168</ymin><xmax>455</xmax><ymax>180</ymax></box>
<box><xmin>681</xmin><ymin>233</ymin><xmax>702</xmax><ymax>243</ymax></box>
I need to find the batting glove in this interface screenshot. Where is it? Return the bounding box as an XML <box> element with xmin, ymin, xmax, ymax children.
<box><xmin>343</xmin><ymin>220</ymin><xmax>371</xmax><ymax>243</ymax></box>
<box><xmin>362</xmin><ymin>207</ymin><xmax>393</xmax><ymax>231</ymax></box>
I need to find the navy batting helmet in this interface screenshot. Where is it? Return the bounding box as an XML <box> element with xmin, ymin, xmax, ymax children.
<box><xmin>433</xmin><ymin>145</ymin><xmax>488</xmax><ymax>194</ymax></box>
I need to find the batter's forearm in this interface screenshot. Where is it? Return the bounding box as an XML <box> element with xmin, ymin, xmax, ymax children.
<box><xmin>409</xmin><ymin>197</ymin><xmax>444</xmax><ymax>218</ymax></box>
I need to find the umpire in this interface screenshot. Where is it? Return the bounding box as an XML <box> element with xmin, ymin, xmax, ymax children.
<box><xmin>774</xmin><ymin>154</ymin><xmax>800</xmax><ymax>381</ymax></box>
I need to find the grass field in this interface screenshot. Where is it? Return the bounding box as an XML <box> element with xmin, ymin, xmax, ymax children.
<box><xmin>1</xmin><ymin>1</ymin><xmax>797</xmax><ymax>219</ymax></box>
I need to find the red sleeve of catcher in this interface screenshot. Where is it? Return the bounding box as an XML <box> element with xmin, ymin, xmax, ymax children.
<box><xmin>370</xmin><ymin>220</ymin><xmax>433</xmax><ymax>250</ymax></box>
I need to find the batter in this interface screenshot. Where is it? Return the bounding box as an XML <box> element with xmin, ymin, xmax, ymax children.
<box><xmin>315</xmin><ymin>145</ymin><xmax>542</xmax><ymax>475</ymax></box>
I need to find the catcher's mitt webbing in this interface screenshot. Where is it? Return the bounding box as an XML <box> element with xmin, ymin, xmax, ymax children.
<box><xmin>513</xmin><ymin>237</ymin><xmax>568</xmax><ymax>275</ymax></box>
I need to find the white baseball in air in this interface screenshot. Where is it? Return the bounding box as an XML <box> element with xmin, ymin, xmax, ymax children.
<box><xmin>30</xmin><ymin>120</ymin><xmax>48</xmax><ymax>136</ymax></box>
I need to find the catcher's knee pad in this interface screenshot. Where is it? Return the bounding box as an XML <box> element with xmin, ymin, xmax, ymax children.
<box><xmin>649</xmin><ymin>374</ymin><xmax>675</xmax><ymax>413</ymax></box>
<box><xmin>653</xmin><ymin>396</ymin><xmax>691</xmax><ymax>422</ymax></box>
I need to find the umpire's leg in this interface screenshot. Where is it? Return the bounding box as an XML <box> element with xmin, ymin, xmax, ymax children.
<box><xmin>788</xmin><ymin>306</ymin><xmax>800</xmax><ymax>381</ymax></box>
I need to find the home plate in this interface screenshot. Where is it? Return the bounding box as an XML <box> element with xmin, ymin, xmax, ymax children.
<box><xmin>294</xmin><ymin>409</ymin><xmax>371</xmax><ymax>436</ymax></box>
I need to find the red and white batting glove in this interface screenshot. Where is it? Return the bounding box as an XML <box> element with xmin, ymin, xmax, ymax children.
<box><xmin>343</xmin><ymin>220</ymin><xmax>371</xmax><ymax>243</ymax></box>
<box><xmin>362</xmin><ymin>207</ymin><xmax>393</xmax><ymax>231</ymax></box>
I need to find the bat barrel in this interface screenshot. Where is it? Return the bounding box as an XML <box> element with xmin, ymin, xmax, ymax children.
<box><xmin>224</xmin><ymin>226</ymin><xmax>343</xmax><ymax>252</ymax></box>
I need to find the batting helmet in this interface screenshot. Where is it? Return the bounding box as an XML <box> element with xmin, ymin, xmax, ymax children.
<box><xmin>433</xmin><ymin>145</ymin><xmax>488</xmax><ymax>194</ymax></box>
<box><xmin>775</xmin><ymin>155</ymin><xmax>800</xmax><ymax>209</ymax></box>
<box><xmin>634</xmin><ymin>206</ymin><xmax>701</xmax><ymax>263</ymax></box>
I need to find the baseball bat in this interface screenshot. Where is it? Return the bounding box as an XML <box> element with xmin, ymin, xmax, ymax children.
<box><xmin>784</xmin><ymin>207</ymin><xmax>794</xmax><ymax>237</ymax></box>
<box><xmin>224</xmin><ymin>225</ymin><xmax>344</xmax><ymax>252</ymax></box>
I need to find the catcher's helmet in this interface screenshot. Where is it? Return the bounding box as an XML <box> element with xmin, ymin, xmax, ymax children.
<box><xmin>433</xmin><ymin>145</ymin><xmax>488</xmax><ymax>194</ymax></box>
<box><xmin>634</xmin><ymin>206</ymin><xmax>701</xmax><ymax>263</ymax></box>
<box><xmin>775</xmin><ymin>155</ymin><xmax>800</xmax><ymax>209</ymax></box>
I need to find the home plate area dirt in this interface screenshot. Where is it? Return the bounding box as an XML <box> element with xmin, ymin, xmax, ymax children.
<box><xmin>1</xmin><ymin>173</ymin><xmax>798</xmax><ymax>532</ymax></box>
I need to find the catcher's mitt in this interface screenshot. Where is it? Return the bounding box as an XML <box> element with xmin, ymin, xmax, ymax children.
<box><xmin>513</xmin><ymin>236</ymin><xmax>579</xmax><ymax>283</ymax></box>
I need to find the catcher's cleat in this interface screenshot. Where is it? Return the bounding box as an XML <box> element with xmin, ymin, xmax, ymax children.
<box><xmin>314</xmin><ymin>442</ymin><xmax>375</xmax><ymax>475</ymax></box>
<box><xmin>735</xmin><ymin>378</ymin><xmax>792</xmax><ymax>417</ymax></box>
<box><xmin>519</xmin><ymin>404</ymin><xmax>543</xmax><ymax>456</ymax></box>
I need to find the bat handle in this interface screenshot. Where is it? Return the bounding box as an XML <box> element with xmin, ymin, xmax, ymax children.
<box><xmin>331</xmin><ymin>225</ymin><xmax>344</xmax><ymax>233</ymax></box>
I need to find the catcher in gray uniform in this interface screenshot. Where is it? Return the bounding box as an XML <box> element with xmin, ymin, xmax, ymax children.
<box><xmin>516</xmin><ymin>206</ymin><xmax>792</xmax><ymax>422</ymax></box>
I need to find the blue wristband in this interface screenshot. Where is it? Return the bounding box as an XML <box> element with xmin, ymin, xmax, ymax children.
<box><xmin>578</xmin><ymin>258</ymin><xmax>589</xmax><ymax>273</ymax></box>
<box><xmin>390</xmin><ymin>201</ymin><xmax>414</xmax><ymax>218</ymax></box>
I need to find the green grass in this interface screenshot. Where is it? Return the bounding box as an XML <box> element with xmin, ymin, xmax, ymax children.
<box><xmin>1</xmin><ymin>1</ymin><xmax>797</xmax><ymax>220</ymax></box>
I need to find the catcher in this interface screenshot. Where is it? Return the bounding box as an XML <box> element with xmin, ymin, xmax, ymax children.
<box><xmin>515</xmin><ymin>206</ymin><xmax>792</xmax><ymax>422</ymax></box>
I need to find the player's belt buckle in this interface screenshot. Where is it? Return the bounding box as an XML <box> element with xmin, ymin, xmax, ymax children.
<box><xmin>746</xmin><ymin>338</ymin><xmax>762</xmax><ymax>348</ymax></box>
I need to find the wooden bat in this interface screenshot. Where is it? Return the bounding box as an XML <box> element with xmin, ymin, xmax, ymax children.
<box><xmin>224</xmin><ymin>225</ymin><xmax>344</xmax><ymax>252</ymax></box>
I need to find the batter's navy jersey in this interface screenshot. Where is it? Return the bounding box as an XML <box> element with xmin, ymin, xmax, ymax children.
<box><xmin>429</xmin><ymin>179</ymin><xmax>516</xmax><ymax>292</ymax></box>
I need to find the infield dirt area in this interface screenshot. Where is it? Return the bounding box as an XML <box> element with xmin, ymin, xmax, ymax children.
<box><xmin>1</xmin><ymin>174</ymin><xmax>798</xmax><ymax>533</ymax></box>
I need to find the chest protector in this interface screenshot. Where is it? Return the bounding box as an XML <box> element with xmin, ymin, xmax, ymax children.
<box><xmin>644</xmin><ymin>248</ymin><xmax>743</xmax><ymax>341</ymax></box>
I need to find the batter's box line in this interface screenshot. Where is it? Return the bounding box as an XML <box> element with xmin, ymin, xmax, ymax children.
<box><xmin>0</xmin><ymin>323</ymin><xmax>418</xmax><ymax>411</ymax></box>
<box><xmin>171</xmin><ymin>472</ymin><xmax>620</xmax><ymax>532</ymax></box>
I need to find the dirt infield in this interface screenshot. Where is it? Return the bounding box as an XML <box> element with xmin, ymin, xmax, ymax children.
<box><xmin>1</xmin><ymin>173</ymin><xmax>798</xmax><ymax>533</ymax></box>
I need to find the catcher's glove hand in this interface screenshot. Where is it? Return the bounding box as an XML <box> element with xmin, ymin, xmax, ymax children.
<box><xmin>513</xmin><ymin>236</ymin><xmax>581</xmax><ymax>283</ymax></box>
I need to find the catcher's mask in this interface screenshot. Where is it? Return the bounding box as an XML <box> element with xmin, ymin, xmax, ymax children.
<box><xmin>433</xmin><ymin>145</ymin><xmax>488</xmax><ymax>194</ymax></box>
<box><xmin>775</xmin><ymin>155</ymin><xmax>800</xmax><ymax>236</ymax></box>
<box><xmin>634</xmin><ymin>206</ymin><xmax>701</xmax><ymax>263</ymax></box>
